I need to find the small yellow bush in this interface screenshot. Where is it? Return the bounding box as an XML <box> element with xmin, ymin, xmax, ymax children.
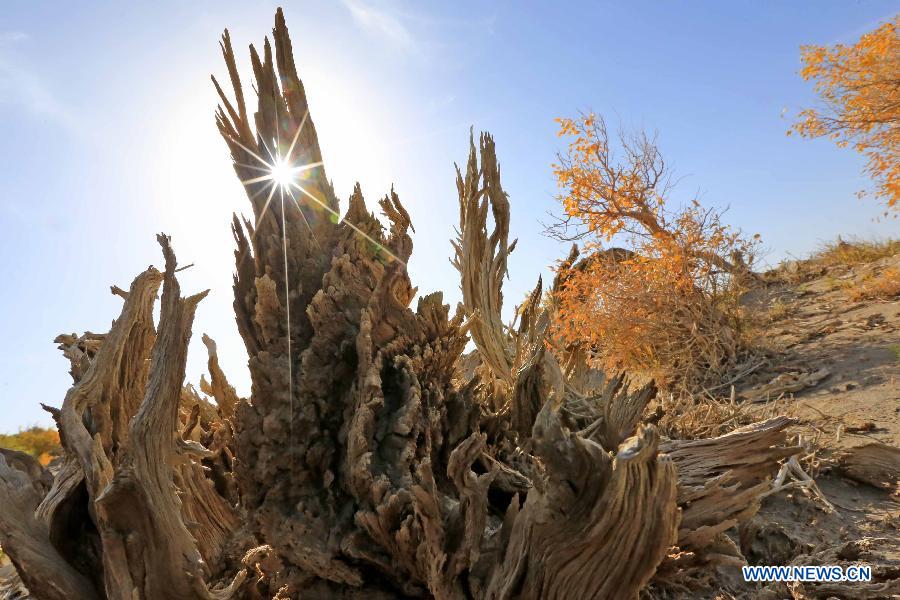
<box><xmin>551</xmin><ymin>114</ymin><xmax>758</xmax><ymax>391</ymax></box>
<box><xmin>0</xmin><ymin>426</ymin><xmax>61</xmax><ymax>466</ymax></box>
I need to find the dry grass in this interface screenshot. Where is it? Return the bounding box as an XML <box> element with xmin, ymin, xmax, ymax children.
<box><xmin>848</xmin><ymin>266</ymin><xmax>900</xmax><ymax>301</ymax></box>
<box><xmin>811</xmin><ymin>237</ymin><xmax>899</xmax><ymax>267</ymax></box>
<box><xmin>766</xmin><ymin>299</ymin><xmax>793</xmax><ymax>322</ymax></box>
<box><xmin>771</xmin><ymin>237</ymin><xmax>898</xmax><ymax>285</ymax></box>
<box><xmin>650</xmin><ymin>386</ymin><xmax>790</xmax><ymax>440</ymax></box>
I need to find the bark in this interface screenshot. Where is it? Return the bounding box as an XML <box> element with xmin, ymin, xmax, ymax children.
<box><xmin>451</xmin><ymin>132</ymin><xmax>517</xmax><ymax>395</ymax></box>
<box><xmin>658</xmin><ymin>417</ymin><xmax>801</xmax><ymax>589</ymax></box>
<box><xmin>0</xmin><ymin>452</ymin><xmax>98</xmax><ymax>600</ymax></box>
<box><xmin>0</xmin><ymin>8</ymin><xmax>799</xmax><ymax>600</ymax></box>
<box><xmin>833</xmin><ymin>441</ymin><xmax>900</xmax><ymax>492</ymax></box>
<box><xmin>486</xmin><ymin>415</ymin><xmax>679</xmax><ymax>600</ymax></box>
<box><xmin>2</xmin><ymin>238</ymin><xmax>248</xmax><ymax>600</ymax></box>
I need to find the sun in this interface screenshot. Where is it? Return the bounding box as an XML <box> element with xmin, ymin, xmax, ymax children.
<box><xmin>269</xmin><ymin>158</ymin><xmax>295</xmax><ymax>189</ymax></box>
<box><xmin>227</xmin><ymin>113</ymin><xmax>406</xmax><ymax>268</ymax></box>
<box><xmin>236</xmin><ymin>150</ymin><xmax>322</xmax><ymax>191</ymax></box>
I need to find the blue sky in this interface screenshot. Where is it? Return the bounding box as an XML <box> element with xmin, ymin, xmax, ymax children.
<box><xmin>1</xmin><ymin>1</ymin><xmax>897</xmax><ymax>431</ymax></box>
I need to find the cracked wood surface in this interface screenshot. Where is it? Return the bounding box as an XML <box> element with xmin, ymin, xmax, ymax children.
<box><xmin>0</xmin><ymin>8</ymin><xmax>801</xmax><ymax>600</ymax></box>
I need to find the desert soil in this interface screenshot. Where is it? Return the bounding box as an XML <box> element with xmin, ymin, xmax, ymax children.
<box><xmin>725</xmin><ymin>251</ymin><xmax>900</xmax><ymax>599</ymax></box>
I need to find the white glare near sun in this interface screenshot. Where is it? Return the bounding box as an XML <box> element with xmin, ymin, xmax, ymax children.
<box><xmin>229</xmin><ymin>112</ymin><xmax>405</xmax><ymax>266</ymax></box>
<box><xmin>270</xmin><ymin>159</ymin><xmax>294</xmax><ymax>188</ymax></box>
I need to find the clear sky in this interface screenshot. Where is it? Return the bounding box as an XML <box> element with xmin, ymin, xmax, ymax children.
<box><xmin>1</xmin><ymin>1</ymin><xmax>897</xmax><ymax>432</ymax></box>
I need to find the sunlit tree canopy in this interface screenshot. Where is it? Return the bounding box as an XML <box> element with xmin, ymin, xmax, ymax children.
<box><xmin>790</xmin><ymin>16</ymin><xmax>899</xmax><ymax>211</ymax></box>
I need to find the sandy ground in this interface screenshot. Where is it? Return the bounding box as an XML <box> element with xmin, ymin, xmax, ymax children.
<box><xmin>725</xmin><ymin>252</ymin><xmax>900</xmax><ymax>599</ymax></box>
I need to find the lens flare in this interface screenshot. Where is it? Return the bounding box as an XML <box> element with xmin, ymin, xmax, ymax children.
<box><xmin>270</xmin><ymin>159</ymin><xmax>294</xmax><ymax>188</ymax></box>
<box><xmin>230</xmin><ymin>112</ymin><xmax>406</xmax><ymax>267</ymax></box>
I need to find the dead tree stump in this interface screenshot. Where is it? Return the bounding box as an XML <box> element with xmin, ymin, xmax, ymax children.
<box><xmin>0</xmin><ymin>9</ymin><xmax>799</xmax><ymax>600</ymax></box>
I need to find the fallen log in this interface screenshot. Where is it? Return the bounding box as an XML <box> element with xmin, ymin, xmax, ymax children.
<box><xmin>833</xmin><ymin>441</ymin><xmax>900</xmax><ymax>492</ymax></box>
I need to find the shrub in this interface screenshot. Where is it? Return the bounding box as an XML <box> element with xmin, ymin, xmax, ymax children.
<box><xmin>550</xmin><ymin>114</ymin><xmax>759</xmax><ymax>392</ymax></box>
<box><xmin>0</xmin><ymin>426</ymin><xmax>61</xmax><ymax>466</ymax></box>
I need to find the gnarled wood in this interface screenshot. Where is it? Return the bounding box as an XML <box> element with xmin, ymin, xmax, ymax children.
<box><xmin>834</xmin><ymin>441</ymin><xmax>900</xmax><ymax>492</ymax></box>
<box><xmin>2</xmin><ymin>237</ymin><xmax>248</xmax><ymax>600</ymax></box>
<box><xmin>656</xmin><ymin>417</ymin><xmax>800</xmax><ymax>588</ymax></box>
<box><xmin>486</xmin><ymin>410</ymin><xmax>679</xmax><ymax>600</ymax></box>
<box><xmin>0</xmin><ymin>9</ymin><xmax>803</xmax><ymax>600</ymax></box>
<box><xmin>0</xmin><ymin>454</ymin><xmax>98</xmax><ymax>600</ymax></box>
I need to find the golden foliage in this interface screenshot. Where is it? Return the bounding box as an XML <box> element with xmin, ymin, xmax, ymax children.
<box><xmin>0</xmin><ymin>426</ymin><xmax>61</xmax><ymax>466</ymax></box>
<box><xmin>551</xmin><ymin>114</ymin><xmax>758</xmax><ymax>390</ymax></box>
<box><xmin>789</xmin><ymin>16</ymin><xmax>899</xmax><ymax>211</ymax></box>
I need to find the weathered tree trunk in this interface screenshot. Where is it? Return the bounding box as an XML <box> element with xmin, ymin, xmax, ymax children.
<box><xmin>0</xmin><ymin>450</ymin><xmax>98</xmax><ymax>600</ymax></box>
<box><xmin>0</xmin><ymin>8</ymin><xmax>798</xmax><ymax>600</ymax></box>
